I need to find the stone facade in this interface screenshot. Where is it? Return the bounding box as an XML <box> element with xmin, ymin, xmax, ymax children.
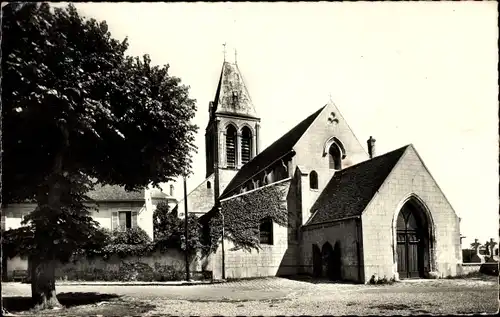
<box><xmin>184</xmin><ymin>60</ymin><xmax>463</xmax><ymax>283</ymax></box>
<box><xmin>361</xmin><ymin>146</ymin><xmax>462</xmax><ymax>281</ymax></box>
<box><xmin>301</xmin><ymin>219</ymin><xmax>362</xmax><ymax>282</ymax></box>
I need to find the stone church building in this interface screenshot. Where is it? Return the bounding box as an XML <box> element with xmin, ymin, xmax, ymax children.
<box><xmin>175</xmin><ymin>60</ymin><xmax>463</xmax><ymax>283</ymax></box>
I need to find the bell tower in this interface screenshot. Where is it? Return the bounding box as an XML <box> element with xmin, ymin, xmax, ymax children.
<box><xmin>205</xmin><ymin>56</ymin><xmax>261</xmax><ymax>195</ymax></box>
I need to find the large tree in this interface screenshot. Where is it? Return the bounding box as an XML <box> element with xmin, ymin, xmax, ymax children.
<box><xmin>1</xmin><ymin>3</ymin><xmax>197</xmax><ymax>309</ymax></box>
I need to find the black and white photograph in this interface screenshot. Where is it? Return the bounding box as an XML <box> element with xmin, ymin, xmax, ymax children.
<box><xmin>1</xmin><ymin>2</ymin><xmax>498</xmax><ymax>316</ymax></box>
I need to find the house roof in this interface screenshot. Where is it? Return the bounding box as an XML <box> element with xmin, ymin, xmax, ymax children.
<box><xmin>211</xmin><ymin>61</ymin><xmax>258</xmax><ymax>119</ymax></box>
<box><xmin>220</xmin><ymin>105</ymin><xmax>326</xmax><ymax>199</ymax></box>
<box><xmin>306</xmin><ymin>145</ymin><xmax>410</xmax><ymax>225</ymax></box>
<box><xmin>150</xmin><ymin>187</ymin><xmax>170</xmax><ymax>200</ymax></box>
<box><xmin>87</xmin><ymin>184</ymin><xmax>145</xmax><ymax>202</ymax></box>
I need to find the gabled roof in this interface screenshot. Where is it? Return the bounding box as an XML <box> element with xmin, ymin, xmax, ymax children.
<box><xmin>211</xmin><ymin>61</ymin><xmax>258</xmax><ymax>119</ymax></box>
<box><xmin>150</xmin><ymin>187</ymin><xmax>172</xmax><ymax>200</ymax></box>
<box><xmin>307</xmin><ymin>145</ymin><xmax>410</xmax><ymax>225</ymax></box>
<box><xmin>220</xmin><ymin>105</ymin><xmax>326</xmax><ymax>199</ymax></box>
<box><xmin>87</xmin><ymin>184</ymin><xmax>145</xmax><ymax>202</ymax></box>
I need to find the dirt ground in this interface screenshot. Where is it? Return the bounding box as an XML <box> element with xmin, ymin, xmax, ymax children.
<box><xmin>2</xmin><ymin>275</ymin><xmax>498</xmax><ymax>316</ymax></box>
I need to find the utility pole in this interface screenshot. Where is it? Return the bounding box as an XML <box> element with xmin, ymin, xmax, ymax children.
<box><xmin>213</xmin><ymin>118</ymin><xmax>225</xmax><ymax>280</ymax></box>
<box><xmin>183</xmin><ymin>175</ymin><xmax>190</xmax><ymax>281</ymax></box>
<box><xmin>217</xmin><ymin>206</ymin><xmax>225</xmax><ymax>280</ymax></box>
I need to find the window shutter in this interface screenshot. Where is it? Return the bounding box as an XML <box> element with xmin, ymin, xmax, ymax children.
<box><xmin>132</xmin><ymin>211</ymin><xmax>138</xmax><ymax>228</ymax></box>
<box><xmin>111</xmin><ymin>212</ymin><xmax>118</xmax><ymax>230</ymax></box>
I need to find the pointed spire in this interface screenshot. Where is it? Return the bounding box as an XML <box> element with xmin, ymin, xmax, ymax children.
<box><xmin>234</xmin><ymin>49</ymin><xmax>238</xmax><ymax>65</ymax></box>
<box><xmin>223</xmin><ymin>42</ymin><xmax>227</xmax><ymax>62</ymax></box>
<box><xmin>211</xmin><ymin>54</ymin><xmax>258</xmax><ymax>119</ymax></box>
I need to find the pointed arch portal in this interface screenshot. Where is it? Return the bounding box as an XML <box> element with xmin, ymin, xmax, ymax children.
<box><xmin>312</xmin><ymin>244</ymin><xmax>322</xmax><ymax>278</ymax></box>
<box><xmin>395</xmin><ymin>198</ymin><xmax>432</xmax><ymax>279</ymax></box>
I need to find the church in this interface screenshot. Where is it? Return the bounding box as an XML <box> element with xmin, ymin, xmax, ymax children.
<box><xmin>175</xmin><ymin>58</ymin><xmax>463</xmax><ymax>283</ymax></box>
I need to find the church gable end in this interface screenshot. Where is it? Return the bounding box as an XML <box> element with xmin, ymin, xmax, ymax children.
<box><xmin>360</xmin><ymin>144</ymin><xmax>461</xmax><ymax>280</ymax></box>
<box><xmin>293</xmin><ymin>101</ymin><xmax>369</xmax><ymax>176</ymax></box>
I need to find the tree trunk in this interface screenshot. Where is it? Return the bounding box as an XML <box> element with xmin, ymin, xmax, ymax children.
<box><xmin>29</xmin><ymin>122</ymin><xmax>69</xmax><ymax>310</ymax></box>
<box><xmin>30</xmin><ymin>256</ymin><xmax>62</xmax><ymax>309</ymax></box>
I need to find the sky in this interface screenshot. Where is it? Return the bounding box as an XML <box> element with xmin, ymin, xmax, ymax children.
<box><xmin>57</xmin><ymin>2</ymin><xmax>497</xmax><ymax>247</ymax></box>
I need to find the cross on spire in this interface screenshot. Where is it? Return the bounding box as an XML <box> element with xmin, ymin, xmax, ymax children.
<box><xmin>234</xmin><ymin>49</ymin><xmax>237</xmax><ymax>65</ymax></box>
<box><xmin>223</xmin><ymin>42</ymin><xmax>227</xmax><ymax>62</ymax></box>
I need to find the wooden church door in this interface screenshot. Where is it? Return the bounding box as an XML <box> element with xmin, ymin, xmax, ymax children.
<box><xmin>397</xmin><ymin>204</ymin><xmax>425</xmax><ymax>279</ymax></box>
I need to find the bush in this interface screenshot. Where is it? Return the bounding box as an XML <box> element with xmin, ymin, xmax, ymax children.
<box><xmin>479</xmin><ymin>262</ymin><xmax>499</xmax><ymax>276</ymax></box>
<box><xmin>369</xmin><ymin>274</ymin><xmax>395</xmax><ymax>285</ymax></box>
<box><xmin>112</xmin><ymin>227</ymin><xmax>152</xmax><ymax>245</ymax></box>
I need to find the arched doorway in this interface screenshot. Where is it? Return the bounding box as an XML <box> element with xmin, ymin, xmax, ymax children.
<box><xmin>321</xmin><ymin>242</ymin><xmax>334</xmax><ymax>279</ymax></box>
<box><xmin>396</xmin><ymin>199</ymin><xmax>430</xmax><ymax>279</ymax></box>
<box><xmin>312</xmin><ymin>244</ymin><xmax>322</xmax><ymax>278</ymax></box>
<box><xmin>332</xmin><ymin>241</ymin><xmax>342</xmax><ymax>281</ymax></box>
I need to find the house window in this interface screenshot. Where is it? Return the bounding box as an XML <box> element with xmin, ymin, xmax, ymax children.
<box><xmin>309</xmin><ymin>170</ymin><xmax>318</xmax><ymax>189</ymax></box>
<box><xmin>207</xmin><ymin>181</ymin><xmax>212</xmax><ymax>189</ymax></box>
<box><xmin>112</xmin><ymin>211</ymin><xmax>138</xmax><ymax>231</ymax></box>
<box><xmin>226</xmin><ymin>124</ymin><xmax>237</xmax><ymax>168</ymax></box>
<box><xmin>259</xmin><ymin>218</ymin><xmax>273</xmax><ymax>245</ymax></box>
<box><xmin>241</xmin><ymin>127</ymin><xmax>252</xmax><ymax>165</ymax></box>
<box><xmin>329</xmin><ymin>143</ymin><xmax>342</xmax><ymax>170</ymax></box>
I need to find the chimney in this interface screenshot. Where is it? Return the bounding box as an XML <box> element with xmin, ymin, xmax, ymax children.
<box><xmin>367</xmin><ymin>136</ymin><xmax>376</xmax><ymax>159</ymax></box>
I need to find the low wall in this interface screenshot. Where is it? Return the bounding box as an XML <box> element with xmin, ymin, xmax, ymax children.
<box><xmin>460</xmin><ymin>263</ymin><xmax>481</xmax><ymax>275</ymax></box>
<box><xmin>55</xmin><ymin>250</ymin><xmax>210</xmax><ymax>282</ymax></box>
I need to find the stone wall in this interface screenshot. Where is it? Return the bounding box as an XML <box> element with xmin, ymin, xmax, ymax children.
<box><xmin>176</xmin><ymin>174</ymin><xmax>215</xmax><ymax>218</ymax></box>
<box><xmin>293</xmin><ymin>102</ymin><xmax>368</xmax><ymax>176</ymax></box>
<box><xmin>461</xmin><ymin>263</ymin><xmax>481</xmax><ymax>275</ymax></box>
<box><xmin>55</xmin><ymin>250</ymin><xmax>204</xmax><ymax>281</ymax></box>
<box><xmin>361</xmin><ymin>146</ymin><xmax>462</xmax><ymax>282</ymax></box>
<box><xmin>301</xmin><ymin>219</ymin><xmax>362</xmax><ymax>282</ymax></box>
<box><xmin>210</xmin><ymin>220</ymin><xmax>292</xmax><ymax>279</ymax></box>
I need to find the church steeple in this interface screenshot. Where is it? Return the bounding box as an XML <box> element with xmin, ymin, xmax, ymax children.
<box><xmin>209</xmin><ymin>61</ymin><xmax>259</xmax><ymax>119</ymax></box>
<box><xmin>205</xmin><ymin>55</ymin><xmax>261</xmax><ymax>179</ymax></box>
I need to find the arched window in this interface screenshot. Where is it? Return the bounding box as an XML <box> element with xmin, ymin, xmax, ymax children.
<box><xmin>309</xmin><ymin>171</ymin><xmax>318</xmax><ymax>189</ymax></box>
<box><xmin>241</xmin><ymin>127</ymin><xmax>252</xmax><ymax>165</ymax></box>
<box><xmin>226</xmin><ymin>124</ymin><xmax>237</xmax><ymax>168</ymax></box>
<box><xmin>207</xmin><ymin>181</ymin><xmax>211</xmax><ymax>189</ymax></box>
<box><xmin>259</xmin><ymin>217</ymin><xmax>273</xmax><ymax>245</ymax></box>
<box><xmin>329</xmin><ymin>143</ymin><xmax>342</xmax><ymax>170</ymax></box>
<box><xmin>169</xmin><ymin>185</ymin><xmax>174</xmax><ymax>196</ymax></box>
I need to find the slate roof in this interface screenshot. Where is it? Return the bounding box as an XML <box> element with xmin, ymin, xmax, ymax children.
<box><xmin>149</xmin><ymin>187</ymin><xmax>172</xmax><ymax>200</ymax></box>
<box><xmin>220</xmin><ymin>105</ymin><xmax>326</xmax><ymax>199</ymax></box>
<box><xmin>86</xmin><ymin>184</ymin><xmax>145</xmax><ymax>202</ymax></box>
<box><xmin>306</xmin><ymin>145</ymin><xmax>410</xmax><ymax>225</ymax></box>
<box><xmin>212</xmin><ymin>61</ymin><xmax>258</xmax><ymax>119</ymax></box>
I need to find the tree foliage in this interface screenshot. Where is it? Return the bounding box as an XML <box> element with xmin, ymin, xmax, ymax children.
<box><xmin>99</xmin><ymin>227</ymin><xmax>154</xmax><ymax>258</ymax></box>
<box><xmin>1</xmin><ymin>2</ymin><xmax>197</xmax><ymax>308</ymax></box>
<box><xmin>153</xmin><ymin>201</ymin><xmax>202</xmax><ymax>255</ymax></box>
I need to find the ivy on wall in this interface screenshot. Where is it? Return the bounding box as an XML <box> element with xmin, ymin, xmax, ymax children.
<box><xmin>205</xmin><ymin>181</ymin><xmax>289</xmax><ymax>253</ymax></box>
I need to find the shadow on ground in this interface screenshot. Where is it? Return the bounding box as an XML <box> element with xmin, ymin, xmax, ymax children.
<box><xmin>283</xmin><ymin>275</ymin><xmax>360</xmax><ymax>285</ymax></box>
<box><xmin>2</xmin><ymin>292</ymin><xmax>121</xmax><ymax>312</ymax></box>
